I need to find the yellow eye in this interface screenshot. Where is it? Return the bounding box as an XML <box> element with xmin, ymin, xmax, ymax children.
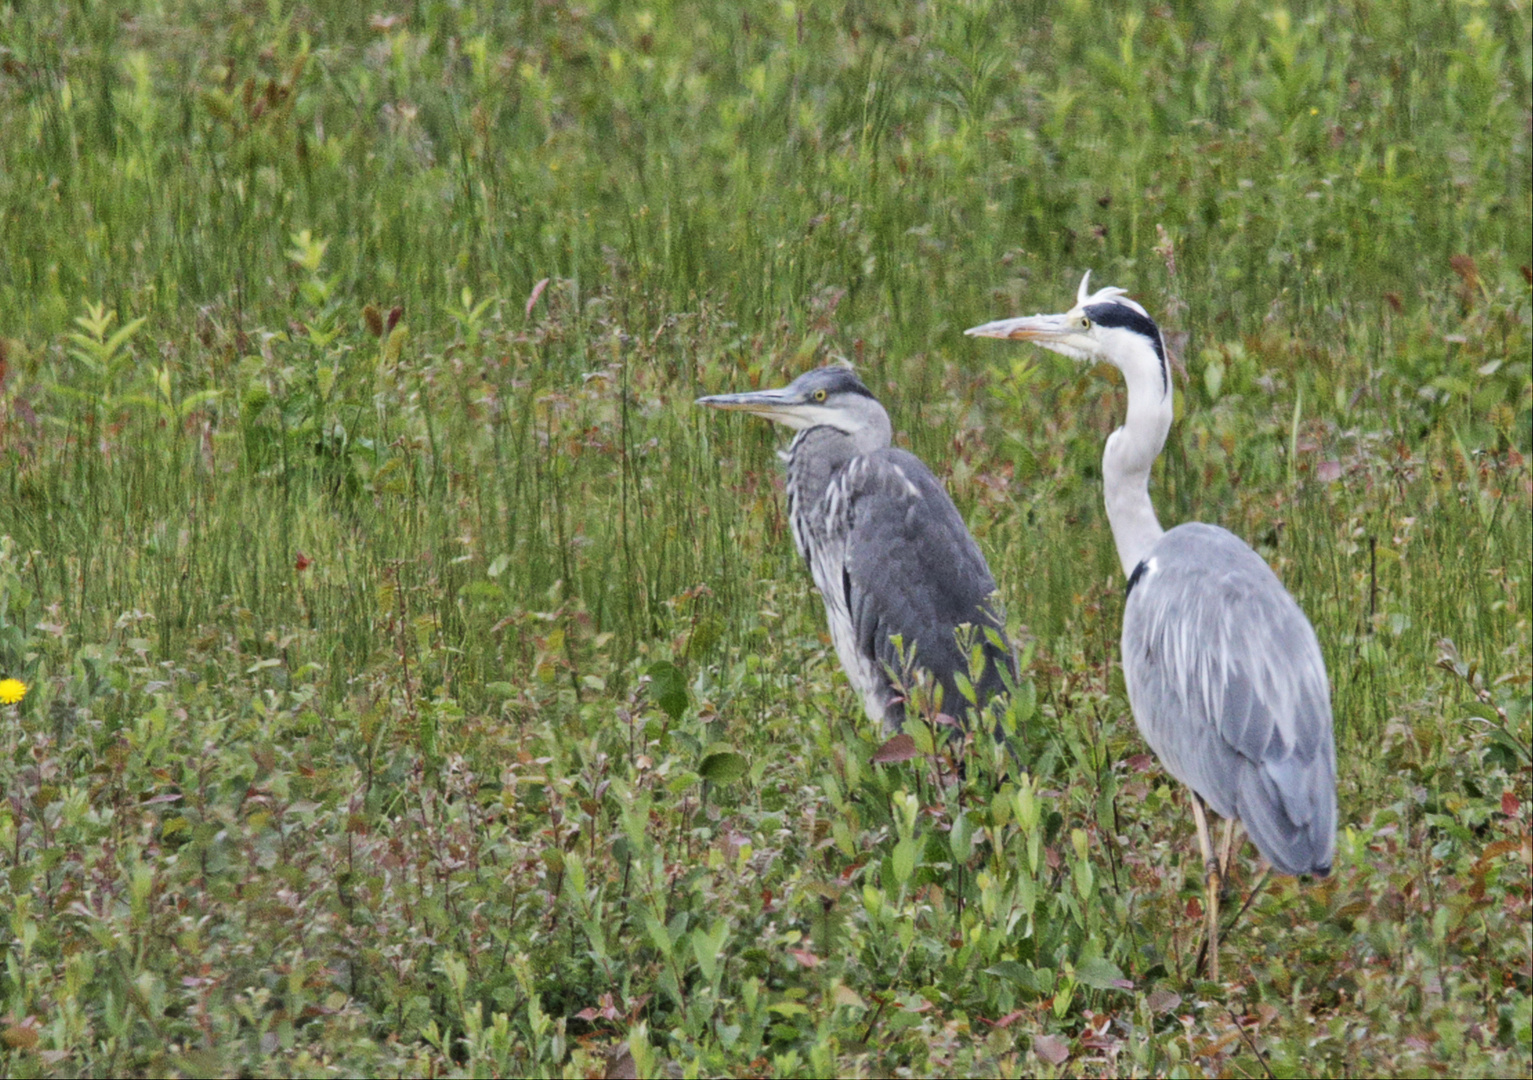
<box><xmin>1079</xmin><ymin>315</ymin><xmax>1092</xmax><ymax>330</ymax></box>
<box><xmin>813</xmin><ymin>389</ymin><xmax>827</xmax><ymax>402</ymax></box>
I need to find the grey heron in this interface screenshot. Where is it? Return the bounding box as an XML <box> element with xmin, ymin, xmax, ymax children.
<box><xmin>967</xmin><ymin>275</ymin><xmax>1336</xmax><ymax>980</ymax></box>
<box><xmin>697</xmin><ymin>366</ymin><xmax>1016</xmax><ymax>737</ymax></box>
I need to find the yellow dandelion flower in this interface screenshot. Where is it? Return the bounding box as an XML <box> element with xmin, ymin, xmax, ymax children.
<box><xmin>0</xmin><ymin>678</ymin><xmax>27</xmax><ymax>705</ymax></box>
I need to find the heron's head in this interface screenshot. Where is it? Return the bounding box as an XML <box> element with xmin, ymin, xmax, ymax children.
<box><xmin>965</xmin><ymin>271</ymin><xmax>1169</xmax><ymax>398</ymax></box>
<box><xmin>695</xmin><ymin>365</ymin><xmax>890</xmax><ymax>441</ymax></box>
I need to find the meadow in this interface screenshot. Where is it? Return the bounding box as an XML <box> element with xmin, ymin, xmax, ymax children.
<box><xmin>0</xmin><ymin>0</ymin><xmax>1530</xmax><ymax>1075</ymax></box>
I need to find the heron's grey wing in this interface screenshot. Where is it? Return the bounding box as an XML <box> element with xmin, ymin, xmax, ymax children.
<box><xmin>1122</xmin><ymin>523</ymin><xmax>1337</xmax><ymax>875</ymax></box>
<box><xmin>826</xmin><ymin>449</ymin><xmax>1016</xmax><ymax>728</ymax></box>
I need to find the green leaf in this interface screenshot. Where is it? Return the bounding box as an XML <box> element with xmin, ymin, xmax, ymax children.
<box><xmin>563</xmin><ymin>850</ymin><xmax>586</xmax><ymax>898</ymax></box>
<box><xmin>240</xmin><ymin>386</ymin><xmax>272</xmax><ymax>421</ymax></box>
<box><xmin>984</xmin><ymin>961</ymin><xmax>1038</xmax><ymax>991</ymax></box>
<box><xmin>767</xmin><ymin>1000</ymin><xmax>809</xmax><ymax>1017</ymax></box>
<box><xmin>644</xmin><ymin>912</ymin><xmax>674</xmax><ymax>959</ymax></box>
<box><xmin>692</xmin><ymin>919</ymin><xmax>729</xmax><ymax>984</ymax></box>
<box><xmin>1074</xmin><ymin>956</ymin><xmax>1130</xmax><ymax>991</ymax></box>
<box><xmin>1203</xmin><ymin>353</ymin><xmax>1225</xmax><ymax>400</ymax></box>
<box><xmin>955</xmin><ymin>670</ymin><xmax>977</xmax><ymax>706</ymax></box>
<box><xmin>103</xmin><ymin>316</ymin><xmax>148</xmax><ymax>366</ymax></box>
<box><xmin>891</xmin><ymin>835</ymin><xmax>918</xmax><ymax>886</ymax></box>
<box><xmin>687</xmin><ymin>617</ymin><xmax>723</xmax><ymax>657</ymax></box>
<box><xmin>699</xmin><ymin>751</ymin><xmax>747</xmax><ymax>784</ymax></box>
<box><xmin>647</xmin><ymin>661</ymin><xmax>689</xmax><ymax>720</ymax></box>
<box><xmin>950</xmin><ymin>810</ymin><xmax>975</xmax><ymax>861</ymax></box>
<box><xmin>665</xmin><ymin>772</ymin><xmax>700</xmax><ymax>794</ymax></box>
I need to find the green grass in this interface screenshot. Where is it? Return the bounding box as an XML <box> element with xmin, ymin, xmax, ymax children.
<box><xmin>1</xmin><ymin>0</ymin><xmax>1530</xmax><ymax>1075</ymax></box>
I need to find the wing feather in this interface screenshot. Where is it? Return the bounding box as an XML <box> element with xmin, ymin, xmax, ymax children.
<box><xmin>811</xmin><ymin>449</ymin><xmax>1016</xmax><ymax>732</ymax></box>
<box><xmin>1122</xmin><ymin>523</ymin><xmax>1336</xmax><ymax>875</ymax></box>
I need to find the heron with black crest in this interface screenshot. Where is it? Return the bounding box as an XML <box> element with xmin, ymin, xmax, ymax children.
<box><xmin>967</xmin><ymin>276</ymin><xmax>1337</xmax><ymax>980</ymax></box>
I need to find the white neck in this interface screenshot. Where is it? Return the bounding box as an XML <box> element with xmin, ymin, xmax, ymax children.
<box><xmin>1100</xmin><ymin>331</ymin><xmax>1172</xmax><ymax>576</ymax></box>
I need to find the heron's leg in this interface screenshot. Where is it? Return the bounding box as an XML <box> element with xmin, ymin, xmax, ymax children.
<box><xmin>1188</xmin><ymin>793</ymin><xmax>1221</xmax><ymax>983</ymax></box>
<box><xmin>1218</xmin><ymin>817</ymin><xmax>1241</xmax><ymax>885</ymax></box>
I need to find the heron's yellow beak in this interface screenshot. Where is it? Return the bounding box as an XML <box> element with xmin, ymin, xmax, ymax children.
<box><xmin>696</xmin><ymin>386</ymin><xmax>793</xmax><ymax>410</ymax></box>
<box><xmin>695</xmin><ymin>386</ymin><xmax>820</xmax><ymax>428</ymax></box>
<box><xmin>965</xmin><ymin>312</ymin><xmax>1098</xmax><ymax>363</ymax></box>
<box><xmin>964</xmin><ymin>313</ymin><xmax>1073</xmax><ymax>342</ymax></box>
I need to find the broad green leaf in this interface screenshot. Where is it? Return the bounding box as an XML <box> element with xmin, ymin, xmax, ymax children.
<box><xmin>1075</xmin><ymin>956</ymin><xmax>1130</xmax><ymax>991</ymax></box>
<box><xmin>647</xmin><ymin>661</ymin><xmax>688</xmax><ymax>720</ymax></box>
<box><xmin>698</xmin><ymin>751</ymin><xmax>747</xmax><ymax>784</ymax></box>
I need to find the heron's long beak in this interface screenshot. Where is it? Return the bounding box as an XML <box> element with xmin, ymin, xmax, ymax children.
<box><xmin>965</xmin><ymin>312</ymin><xmax>1095</xmax><ymax>363</ymax></box>
<box><xmin>694</xmin><ymin>386</ymin><xmax>807</xmax><ymax>425</ymax></box>
<box><xmin>963</xmin><ymin>313</ymin><xmax>1073</xmax><ymax>342</ymax></box>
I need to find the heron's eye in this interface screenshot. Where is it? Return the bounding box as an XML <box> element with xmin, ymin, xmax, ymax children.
<box><xmin>813</xmin><ymin>389</ymin><xmax>827</xmax><ymax>402</ymax></box>
<box><xmin>1079</xmin><ymin>315</ymin><xmax>1092</xmax><ymax>330</ymax></box>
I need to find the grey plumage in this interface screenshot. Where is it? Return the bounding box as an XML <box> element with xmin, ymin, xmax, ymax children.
<box><xmin>966</xmin><ymin>273</ymin><xmax>1339</xmax><ymax>914</ymax></box>
<box><xmin>1123</xmin><ymin>524</ymin><xmax>1336</xmax><ymax>875</ymax></box>
<box><xmin>698</xmin><ymin>366</ymin><xmax>1015</xmax><ymax>734</ymax></box>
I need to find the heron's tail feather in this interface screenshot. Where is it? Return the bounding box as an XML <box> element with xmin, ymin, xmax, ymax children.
<box><xmin>1236</xmin><ymin>755</ymin><xmax>1336</xmax><ymax>876</ymax></box>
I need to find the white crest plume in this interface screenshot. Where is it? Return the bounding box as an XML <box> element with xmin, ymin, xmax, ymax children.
<box><xmin>967</xmin><ymin>269</ymin><xmax>1340</xmax><ymax>983</ymax></box>
<box><xmin>1075</xmin><ymin>270</ymin><xmax>1149</xmax><ymax>318</ymax></box>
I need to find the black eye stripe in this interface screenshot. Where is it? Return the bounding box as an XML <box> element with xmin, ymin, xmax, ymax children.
<box><xmin>1083</xmin><ymin>302</ymin><xmax>1168</xmax><ymax>394</ymax></box>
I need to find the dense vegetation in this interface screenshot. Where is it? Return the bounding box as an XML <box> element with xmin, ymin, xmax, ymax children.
<box><xmin>1</xmin><ymin>1</ymin><xmax>1529</xmax><ymax>1075</ymax></box>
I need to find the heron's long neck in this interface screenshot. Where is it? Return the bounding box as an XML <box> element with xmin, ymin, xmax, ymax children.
<box><xmin>783</xmin><ymin>417</ymin><xmax>888</xmax><ymax>563</ymax></box>
<box><xmin>785</xmin><ymin>428</ymin><xmax>855</xmax><ymax>507</ymax></box>
<box><xmin>783</xmin><ymin>410</ymin><xmax>890</xmax><ymax>503</ymax></box>
<box><xmin>1102</xmin><ymin>345</ymin><xmax>1172</xmax><ymax>577</ymax></box>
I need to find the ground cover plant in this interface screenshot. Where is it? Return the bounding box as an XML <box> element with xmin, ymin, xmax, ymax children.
<box><xmin>1</xmin><ymin>0</ymin><xmax>1529</xmax><ymax>1075</ymax></box>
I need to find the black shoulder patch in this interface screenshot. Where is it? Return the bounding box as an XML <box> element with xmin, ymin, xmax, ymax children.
<box><xmin>1084</xmin><ymin>302</ymin><xmax>1169</xmax><ymax>395</ymax></box>
<box><xmin>1125</xmin><ymin>558</ymin><xmax>1149</xmax><ymax>600</ymax></box>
